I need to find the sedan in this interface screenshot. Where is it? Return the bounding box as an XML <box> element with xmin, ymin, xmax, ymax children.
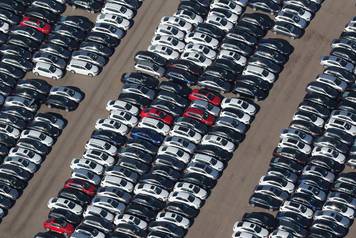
<box><xmin>20</xmin><ymin>16</ymin><xmax>51</xmax><ymax>34</ymax></box>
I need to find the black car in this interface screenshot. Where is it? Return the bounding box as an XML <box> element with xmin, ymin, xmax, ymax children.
<box><xmin>46</xmin><ymin>95</ymin><xmax>79</xmax><ymax>112</ymax></box>
<box><xmin>331</xmin><ymin>47</ymin><xmax>356</xmax><ymax>64</ymax></box>
<box><xmin>309</xmin><ymin>155</ymin><xmax>345</xmax><ymax>174</ymax></box>
<box><xmin>306</xmin><ymin>81</ymin><xmax>339</xmax><ymax>99</ymax></box>
<box><xmin>298</xmin><ymin>100</ymin><xmax>330</xmax><ymax>119</ymax></box>
<box><xmin>166</xmin><ymin>59</ymin><xmax>203</xmax><ymax>76</ymax></box>
<box><xmin>28</xmin><ymin>121</ymin><xmax>61</xmax><ymax>138</ymax></box>
<box><xmin>47</xmin><ymin>34</ymin><xmax>78</xmax><ymax>51</ymax></box>
<box><xmin>235</xmin><ymin>21</ymin><xmax>267</xmax><ymax>39</ymax></box>
<box><xmin>198</xmin><ymin>75</ymin><xmax>232</xmax><ymax>93</ymax></box>
<box><xmin>259</xmin><ymin>38</ymin><xmax>294</xmax><ymax>56</ymax></box>
<box><xmin>255</xmin><ymin>45</ymin><xmax>289</xmax><ymax>65</ymax></box>
<box><xmin>286</xmin><ymin>0</ymin><xmax>320</xmax><ymax>13</ymax></box>
<box><xmin>221</xmin><ymin>38</ymin><xmax>254</xmax><ymax>56</ymax></box>
<box><xmin>134</xmin><ymin>51</ymin><xmax>167</xmax><ymax>66</ymax></box>
<box><xmin>156</xmin><ymin>90</ymin><xmax>188</xmax><ymax>108</ymax></box>
<box><xmin>174</xmin><ymin>116</ymin><xmax>208</xmax><ymax>134</ymax></box>
<box><xmin>2</xmin><ymin>107</ymin><xmax>35</xmax><ymax>122</ymax></box>
<box><xmin>240</xmin><ymin>75</ymin><xmax>273</xmax><ymax>91</ymax></box>
<box><xmin>164</xmin><ymin>67</ymin><xmax>198</xmax><ymax>86</ymax></box>
<box><xmin>17</xmin><ymin>79</ymin><xmax>51</xmax><ymax>95</ymax></box>
<box><xmin>242</xmin><ymin>212</ymin><xmax>276</xmax><ymax>231</ymax></box>
<box><xmin>0</xmin><ymin>163</ymin><xmax>32</xmax><ymax>182</ymax></box>
<box><xmin>140</xmin><ymin>173</ymin><xmax>175</xmax><ymax>191</ymax></box>
<box><xmin>7</xmin><ymin>35</ymin><xmax>38</xmax><ymax>52</ymax></box>
<box><xmin>118</xmin><ymin>147</ymin><xmax>153</xmax><ymax>164</ymax></box>
<box><xmin>249</xmin><ymin>56</ymin><xmax>283</xmax><ymax>74</ymax></box>
<box><xmin>121</xmin><ymin>72</ymin><xmax>159</xmax><ymax>89</ymax></box>
<box><xmin>91</xmin><ymin>129</ymin><xmax>126</xmax><ymax>147</ymax></box>
<box><xmin>125</xmin><ymin>202</ymin><xmax>156</xmax><ymax>222</ymax></box>
<box><xmin>39</xmin><ymin>43</ymin><xmax>72</xmax><ymax>60</ymax></box>
<box><xmin>59</xmin><ymin>15</ymin><xmax>94</xmax><ymax>32</ymax></box>
<box><xmin>67</xmin><ymin>0</ymin><xmax>104</xmax><ymax>13</ymax></box>
<box><xmin>203</xmin><ymin>64</ymin><xmax>239</xmax><ymax>83</ymax></box>
<box><xmin>58</xmin><ymin>187</ymin><xmax>91</xmax><ymax>206</ymax></box>
<box><xmin>48</xmin><ymin>208</ymin><xmax>82</xmax><ymax>226</ymax></box>
<box><xmin>34</xmin><ymin>231</ymin><xmax>66</xmax><ymax>238</ymax></box>
<box><xmin>132</xmin><ymin>193</ymin><xmax>165</xmax><ymax>211</ymax></box>
<box><xmin>31</xmin><ymin>0</ymin><xmax>65</xmax><ymax>14</ymax></box>
<box><xmin>273</xmin><ymin>146</ymin><xmax>309</xmax><ymax>164</ymax></box>
<box><xmin>0</xmin><ymin>0</ymin><xmax>25</xmax><ymax>15</ymax></box>
<box><xmin>299</xmin><ymin>175</ymin><xmax>331</xmax><ymax>191</ymax></box>
<box><xmin>311</xmin><ymin>219</ymin><xmax>348</xmax><ymax>237</ymax></box>
<box><xmin>278</xmin><ymin>219</ymin><xmax>308</xmax><ymax>237</ymax></box>
<box><xmin>195</xmin><ymin>22</ymin><xmax>226</xmax><ymax>41</ymax></box>
<box><xmin>54</xmin><ymin>24</ymin><xmax>86</xmax><ymax>41</ymax></box>
<box><xmin>309</xmin><ymin>226</ymin><xmax>338</xmax><ymax>238</ymax></box>
<box><xmin>249</xmin><ymin>192</ymin><xmax>282</xmax><ymax>211</ymax></box>
<box><xmin>10</xmin><ymin>26</ymin><xmax>45</xmax><ymax>43</ymax></box>
<box><xmin>332</xmin><ymin>180</ymin><xmax>356</xmax><ymax>197</ymax></box>
<box><xmin>25</xmin><ymin>6</ymin><xmax>58</xmax><ymax>24</ymax></box>
<box><xmin>114</xmin><ymin>223</ymin><xmax>147</xmax><ymax>237</ymax></box>
<box><xmin>233</xmin><ymin>80</ymin><xmax>269</xmax><ymax>101</ymax></box>
<box><xmin>118</xmin><ymin>93</ymin><xmax>151</xmax><ymax>108</ymax></box>
<box><xmin>324</xmin><ymin>66</ymin><xmax>355</xmax><ymax>84</ymax></box>
<box><xmin>226</xmin><ymin>28</ymin><xmax>259</xmax><ymax>46</ymax></box>
<box><xmin>241</xmin><ymin>12</ymin><xmax>275</xmax><ymax>30</ymax></box>
<box><xmin>182</xmin><ymin>170</ymin><xmax>217</xmax><ymax>190</ymax></box>
<box><xmin>149</xmin><ymin>221</ymin><xmax>186</xmax><ymax>238</ymax></box>
<box><xmin>1</xmin><ymin>55</ymin><xmax>33</xmax><ymax>72</ymax></box>
<box><xmin>126</xmin><ymin>138</ymin><xmax>158</xmax><ymax>155</ymax></box>
<box><xmin>248</xmin><ymin>0</ymin><xmax>282</xmax><ymax>15</ymax></box>
<box><xmin>324</xmin><ymin>127</ymin><xmax>353</xmax><ymax>146</ymax></box>
<box><xmin>290</xmin><ymin>193</ymin><xmax>323</xmax><ymax>211</ymax></box>
<box><xmin>269</xmin><ymin>156</ymin><xmax>304</xmax><ymax>174</ymax></box>
<box><xmin>82</xmin><ymin>215</ymin><xmax>114</xmax><ymax>233</ymax></box>
<box><xmin>155</xmin><ymin>154</ymin><xmax>186</xmax><ymax>171</ymax></box>
<box><xmin>0</xmin><ymin>44</ymin><xmax>31</xmax><ymax>60</ymax></box>
<box><xmin>0</xmin><ymin>73</ymin><xmax>16</xmax><ymax>88</ymax></box>
<box><xmin>151</xmin><ymin>99</ymin><xmax>183</xmax><ymax>117</ymax></box>
<box><xmin>178</xmin><ymin>1</ymin><xmax>209</xmax><ymax>16</ymax></box>
<box><xmin>80</xmin><ymin>41</ymin><xmax>114</xmax><ymax>57</ymax></box>
<box><xmin>158</xmin><ymin>81</ymin><xmax>191</xmax><ymax>97</ymax></box>
<box><xmin>17</xmin><ymin>138</ymin><xmax>50</xmax><ymax>155</ymax></box>
<box><xmin>314</xmin><ymin>135</ymin><xmax>349</xmax><ymax>154</ymax></box>
<box><xmin>86</xmin><ymin>31</ymin><xmax>120</xmax><ymax>48</ymax></box>
<box><xmin>166</xmin><ymin>201</ymin><xmax>199</xmax><ymax>219</ymax></box>
<box><xmin>151</xmin><ymin>165</ymin><xmax>181</xmax><ymax>182</ymax></box>
<box><xmin>0</xmin><ymin>63</ymin><xmax>25</xmax><ymax>79</ymax></box>
<box><xmin>117</xmin><ymin>156</ymin><xmax>150</xmax><ymax>175</ymax></box>
<box><xmin>304</xmin><ymin>92</ymin><xmax>337</xmax><ymax>109</ymax></box>
<box><xmin>0</xmin><ymin>8</ymin><xmax>20</xmax><ymax>25</ymax></box>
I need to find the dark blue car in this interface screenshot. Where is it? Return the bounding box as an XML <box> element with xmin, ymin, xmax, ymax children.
<box><xmin>131</xmin><ymin>127</ymin><xmax>164</xmax><ymax>145</ymax></box>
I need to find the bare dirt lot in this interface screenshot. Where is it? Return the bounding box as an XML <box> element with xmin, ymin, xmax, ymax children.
<box><xmin>0</xmin><ymin>1</ymin><xmax>355</xmax><ymax>237</ymax></box>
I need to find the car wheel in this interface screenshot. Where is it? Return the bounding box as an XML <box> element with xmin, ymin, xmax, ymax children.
<box><xmin>273</xmin><ymin>31</ymin><xmax>277</xmax><ymax>35</ymax></box>
<box><xmin>52</xmin><ymin>76</ymin><xmax>57</xmax><ymax>80</ymax></box>
<box><xmin>34</xmin><ymin>72</ymin><xmax>39</xmax><ymax>76</ymax></box>
<box><xmin>250</xmin><ymin>203</ymin><xmax>255</xmax><ymax>207</ymax></box>
<box><xmin>252</xmin><ymin>7</ymin><xmax>256</xmax><ymax>11</ymax></box>
<box><xmin>71</xmin><ymin>70</ymin><xmax>76</xmax><ymax>74</ymax></box>
<box><xmin>291</xmin><ymin>36</ymin><xmax>295</xmax><ymax>40</ymax></box>
<box><xmin>88</xmin><ymin>73</ymin><xmax>94</xmax><ymax>77</ymax></box>
<box><xmin>65</xmin><ymin>107</ymin><xmax>70</xmax><ymax>112</ymax></box>
<box><xmin>269</xmin><ymin>208</ymin><xmax>274</xmax><ymax>212</ymax></box>
<box><xmin>72</xmin><ymin>5</ymin><xmax>76</xmax><ymax>9</ymax></box>
<box><xmin>47</xmin><ymin>104</ymin><xmax>52</xmax><ymax>109</ymax></box>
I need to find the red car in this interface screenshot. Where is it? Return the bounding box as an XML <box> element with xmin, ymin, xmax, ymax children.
<box><xmin>20</xmin><ymin>16</ymin><xmax>51</xmax><ymax>34</ymax></box>
<box><xmin>43</xmin><ymin>218</ymin><xmax>75</xmax><ymax>236</ymax></box>
<box><xmin>188</xmin><ymin>88</ymin><xmax>222</xmax><ymax>106</ymax></box>
<box><xmin>183</xmin><ymin>107</ymin><xmax>215</xmax><ymax>126</ymax></box>
<box><xmin>140</xmin><ymin>107</ymin><xmax>174</xmax><ymax>125</ymax></box>
<box><xmin>64</xmin><ymin>178</ymin><xmax>96</xmax><ymax>197</ymax></box>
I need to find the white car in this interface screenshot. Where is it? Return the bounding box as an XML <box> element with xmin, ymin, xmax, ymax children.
<box><xmin>180</xmin><ymin>51</ymin><xmax>212</xmax><ymax>68</ymax></box>
<box><xmin>311</xmin><ymin>146</ymin><xmax>346</xmax><ymax>164</ymax></box>
<box><xmin>221</xmin><ymin>97</ymin><xmax>258</xmax><ymax>116</ymax></box>
<box><xmin>138</xmin><ymin>117</ymin><xmax>170</xmax><ymax>136</ymax></box>
<box><xmin>101</xmin><ymin>3</ymin><xmax>135</xmax><ymax>19</ymax></box>
<box><xmin>208</xmin><ymin>9</ymin><xmax>238</xmax><ymax>24</ymax></box>
<box><xmin>163</xmin><ymin>136</ymin><xmax>196</xmax><ymax>154</ymax></box>
<box><xmin>190</xmin><ymin>153</ymin><xmax>224</xmax><ymax>172</ymax></box>
<box><xmin>156</xmin><ymin>211</ymin><xmax>190</xmax><ymax>229</ymax></box>
<box><xmin>184</xmin><ymin>43</ymin><xmax>217</xmax><ymax>59</ymax></box>
<box><xmin>258</xmin><ymin>176</ymin><xmax>295</xmax><ymax>193</ymax></box>
<box><xmin>33</xmin><ymin>62</ymin><xmax>63</xmax><ymax>80</ymax></box>
<box><xmin>83</xmin><ymin>149</ymin><xmax>115</xmax><ymax>167</ymax></box>
<box><xmin>345</xmin><ymin>21</ymin><xmax>356</xmax><ymax>32</ymax></box>
<box><xmin>47</xmin><ymin>197</ymin><xmax>83</xmax><ymax>215</ymax></box>
<box><xmin>66</xmin><ymin>59</ymin><xmax>100</xmax><ymax>77</ymax></box>
<box><xmin>218</xmin><ymin>49</ymin><xmax>247</xmax><ymax>66</ymax></box>
<box><xmin>201</xmin><ymin>134</ymin><xmax>235</xmax><ymax>153</ymax></box>
<box><xmin>185</xmin><ymin>32</ymin><xmax>219</xmax><ymax>49</ymax></box>
<box><xmin>134</xmin><ymin>60</ymin><xmax>165</xmax><ymax>78</ymax></box>
<box><xmin>268</xmin><ymin>229</ymin><xmax>294</xmax><ymax>238</ymax></box>
<box><xmin>174</xmin><ymin>9</ymin><xmax>203</xmax><ymax>25</ymax></box>
<box><xmin>134</xmin><ymin>183</ymin><xmax>169</xmax><ymax>201</ymax></box>
<box><xmin>109</xmin><ymin>110</ymin><xmax>138</xmax><ymax>128</ymax></box>
<box><xmin>8</xmin><ymin>147</ymin><xmax>42</xmax><ymax>165</ymax></box>
<box><xmin>185</xmin><ymin>162</ymin><xmax>220</xmax><ymax>179</ymax></box>
<box><xmin>83</xmin><ymin>205</ymin><xmax>114</xmax><ymax>222</ymax></box>
<box><xmin>190</xmin><ymin>100</ymin><xmax>220</xmax><ymax>116</ymax></box>
<box><xmin>278</xmin><ymin>137</ymin><xmax>311</xmax><ymax>154</ymax></box>
<box><xmin>70</xmin><ymin>158</ymin><xmax>104</xmax><ymax>175</ymax></box>
<box><xmin>151</xmin><ymin>34</ymin><xmax>185</xmax><ymax>53</ymax></box>
<box><xmin>293</xmin><ymin>111</ymin><xmax>324</xmax><ymax>128</ymax></box>
<box><xmin>169</xmin><ymin>125</ymin><xmax>202</xmax><ymax>144</ymax></box>
<box><xmin>206</xmin><ymin>14</ymin><xmax>234</xmax><ymax>32</ymax></box>
<box><xmin>114</xmin><ymin>214</ymin><xmax>148</xmax><ymax>229</ymax></box>
<box><xmin>233</xmin><ymin>221</ymin><xmax>268</xmax><ymax>238</ymax></box>
<box><xmin>280</xmin><ymin>201</ymin><xmax>313</xmax><ymax>219</ymax></box>
<box><xmin>96</xmin><ymin>13</ymin><xmax>131</xmax><ymax>30</ymax></box>
<box><xmin>322</xmin><ymin>201</ymin><xmax>355</xmax><ymax>220</ymax></box>
<box><xmin>0</xmin><ymin>20</ymin><xmax>10</xmax><ymax>33</ymax></box>
<box><xmin>95</xmin><ymin>118</ymin><xmax>129</xmax><ymax>136</ymax></box>
<box><xmin>157</xmin><ymin>146</ymin><xmax>190</xmax><ymax>164</ymax></box>
<box><xmin>91</xmin><ymin>195</ymin><xmax>126</xmax><ymax>214</ymax></box>
<box><xmin>71</xmin><ymin>168</ymin><xmax>101</xmax><ymax>185</ymax></box>
<box><xmin>280</xmin><ymin>128</ymin><xmax>313</xmax><ymax>144</ymax></box>
<box><xmin>242</xmin><ymin>65</ymin><xmax>276</xmax><ymax>83</ymax></box>
<box><xmin>276</xmin><ymin>11</ymin><xmax>308</xmax><ymax>29</ymax></box>
<box><xmin>92</xmin><ymin>23</ymin><xmax>125</xmax><ymax>39</ymax></box>
<box><xmin>173</xmin><ymin>182</ymin><xmax>208</xmax><ymax>200</ymax></box>
<box><xmin>85</xmin><ymin>138</ymin><xmax>118</xmax><ymax>156</ymax></box>
<box><xmin>3</xmin><ymin>156</ymin><xmax>37</xmax><ymax>174</ymax></box>
<box><xmin>0</xmin><ymin>124</ymin><xmax>20</xmax><ymax>139</ymax></box>
<box><xmin>325</xmin><ymin>117</ymin><xmax>356</xmax><ymax>136</ymax></box>
<box><xmin>20</xmin><ymin>130</ymin><xmax>54</xmax><ymax>147</ymax></box>
<box><xmin>220</xmin><ymin>110</ymin><xmax>252</xmax><ymax>125</ymax></box>
<box><xmin>100</xmin><ymin>175</ymin><xmax>133</xmax><ymax>193</ymax></box>
<box><xmin>155</xmin><ymin>23</ymin><xmax>185</xmax><ymax>40</ymax></box>
<box><xmin>106</xmin><ymin>99</ymin><xmax>139</xmax><ymax>115</ymax></box>
<box><xmin>211</xmin><ymin>0</ymin><xmax>243</xmax><ymax>15</ymax></box>
<box><xmin>160</xmin><ymin>16</ymin><xmax>193</xmax><ymax>33</ymax></box>
<box><xmin>168</xmin><ymin>191</ymin><xmax>202</xmax><ymax>209</ymax></box>
<box><xmin>148</xmin><ymin>44</ymin><xmax>180</xmax><ymax>60</ymax></box>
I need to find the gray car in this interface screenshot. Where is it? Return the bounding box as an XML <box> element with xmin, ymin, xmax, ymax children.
<box><xmin>71</xmin><ymin>50</ymin><xmax>108</xmax><ymax>67</ymax></box>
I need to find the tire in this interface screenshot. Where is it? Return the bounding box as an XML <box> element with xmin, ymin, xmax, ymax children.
<box><xmin>72</xmin><ymin>5</ymin><xmax>76</xmax><ymax>9</ymax></box>
<box><xmin>34</xmin><ymin>72</ymin><xmax>39</xmax><ymax>76</ymax></box>
<box><xmin>52</xmin><ymin>76</ymin><xmax>57</xmax><ymax>80</ymax></box>
<box><xmin>88</xmin><ymin>73</ymin><xmax>94</xmax><ymax>77</ymax></box>
<box><xmin>71</xmin><ymin>70</ymin><xmax>76</xmax><ymax>74</ymax></box>
<box><xmin>47</xmin><ymin>104</ymin><xmax>52</xmax><ymax>108</ymax></box>
<box><xmin>65</xmin><ymin>108</ymin><xmax>70</xmax><ymax>112</ymax></box>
